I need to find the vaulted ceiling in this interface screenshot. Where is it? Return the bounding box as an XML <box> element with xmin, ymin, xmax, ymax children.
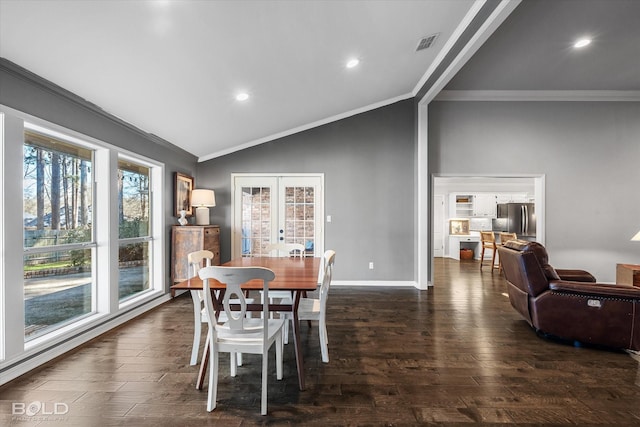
<box><xmin>1</xmin><ymin>1</ymin><xmax>638</xmax><ymax>161</ymax></box>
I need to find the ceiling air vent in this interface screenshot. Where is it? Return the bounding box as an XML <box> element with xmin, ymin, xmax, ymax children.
<box><xmin>416</xmin><ymin>33</ymin><xmax>440</xmax><ymax>52</ymax></box>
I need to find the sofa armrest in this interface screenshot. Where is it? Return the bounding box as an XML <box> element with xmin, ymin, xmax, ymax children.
<box><xmin>554</xmin><ymin>269</ymin><xmax>596</xmax><ymax>283</ymax></box>
<box><xmin>549</xmin><ymin>280</ymin><xmax>640</xmax><ymax>299</ymax></box>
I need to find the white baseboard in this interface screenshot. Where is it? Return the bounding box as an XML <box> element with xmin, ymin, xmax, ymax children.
<box><xmin>0</xmin><ymin>294</ymin><xmax>172</xmax><ymax>386</ymax></box>
<box><xmin>332</xmin><ymin>280</ymin><xmax>419</xmax><ymax>288</ymax></box>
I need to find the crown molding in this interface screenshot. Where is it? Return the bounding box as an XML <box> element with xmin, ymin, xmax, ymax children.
<box><xmin>435</xmin><ymin>90</ymin><xmax>640</xmax><ymax>102</ymax></box>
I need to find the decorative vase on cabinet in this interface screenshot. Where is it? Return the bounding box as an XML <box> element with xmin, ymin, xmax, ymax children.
<box><xmin>171</xmin><ymin>225</ymin><xmax>220</xmax><ymax>284</ymax></box>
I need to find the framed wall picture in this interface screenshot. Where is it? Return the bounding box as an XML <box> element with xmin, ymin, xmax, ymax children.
<box><xmin>174</xmin><ymin>172</ymin><xmax>194</xmax><ymax>217</ymax></box>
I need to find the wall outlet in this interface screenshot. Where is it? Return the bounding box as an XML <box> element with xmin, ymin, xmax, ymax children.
<box><xmin>369</xmin><ymin>262</ymin><xmax>374</xmax><ymax>270</ymax></box>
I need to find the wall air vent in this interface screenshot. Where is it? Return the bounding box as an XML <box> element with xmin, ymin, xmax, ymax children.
<box><xmin>416</xmin><ymin>33</ymin><xmax>440</xmax><ymax>52</ymax></box>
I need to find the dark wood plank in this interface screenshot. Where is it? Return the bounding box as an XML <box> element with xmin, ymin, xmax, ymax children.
<box><xmin>2</xmin><ymin>258</ymin><xmax>640</xmax><ymax>425</ymax></box>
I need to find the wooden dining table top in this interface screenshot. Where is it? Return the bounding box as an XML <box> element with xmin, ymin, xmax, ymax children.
<box><xmin>170</xmin><ymin>256</ymin><xmax>321</xmax><ymax>291</ymax></box>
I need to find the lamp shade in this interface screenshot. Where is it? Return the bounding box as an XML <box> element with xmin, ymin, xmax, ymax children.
<box><xmin>632</xmin><ymin>230</ymin><xmax>640</xmax><ymax>241</ymax></box>
<box><xmin>191</xmin><ymin>189</ymin><xmax>215</xmax><ymax>207</ymax></box>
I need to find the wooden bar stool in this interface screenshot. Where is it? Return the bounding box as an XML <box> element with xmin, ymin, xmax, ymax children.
<box><xmin>480</xmin><ymin>231</ymin><xmax>500</xmax><ymax>271</ymax></box>
<box><xmin>498</xmin><ymin>232</ymin><xmax>518</xmax><ymax>273</ymax></box>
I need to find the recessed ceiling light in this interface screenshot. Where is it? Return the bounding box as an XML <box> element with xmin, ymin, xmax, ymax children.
<box><xmin>574</xmin><ymin>38</ymin><xmax>592</xmax><ymax>48</ymax></box>
<box><xmin>235</xmin><ymin>93</ymin><xmax>249</xmax><ymax>102</ymax></box>
<box><xmin>346</xmin><ymin>58</ymin><xmax>360</xmax><ymax>69</ymax></box>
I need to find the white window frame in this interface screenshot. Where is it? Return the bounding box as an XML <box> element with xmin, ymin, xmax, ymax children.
<box><xmin>0</xmin><ymin>104</ymin><xmax>165</xmax><ymax>372</ymax></box>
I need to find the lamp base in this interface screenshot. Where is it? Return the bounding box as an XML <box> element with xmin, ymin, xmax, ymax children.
<box><xmin>195</xmin><ymin>207</ymin><xmax>210</xmax><ymax>225</ymax></box>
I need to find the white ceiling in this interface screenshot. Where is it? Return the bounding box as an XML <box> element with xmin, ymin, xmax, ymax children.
<box><xmin>0</xmin><ymin>0</ymin><xmax>478</xmax><ymax>160</ymax></box>
<box><xmin>2</xmin><ymin>1</ymin><xmax>638</xmax><ymax>162</ymax></box>
<box><xmin>445</xmin><ymin>0</ymin><xmax>640</xmax><ymax>91</ymax></box>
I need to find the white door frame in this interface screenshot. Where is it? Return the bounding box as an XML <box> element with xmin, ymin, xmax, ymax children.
<box><xmin>230</xmin><ymin>173</ymin><xmax>325</xmax><ymax>258</ymax></box>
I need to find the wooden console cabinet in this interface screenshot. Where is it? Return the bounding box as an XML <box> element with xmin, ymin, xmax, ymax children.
<box><xmin>616</xmin><ymin>263</ymin><xmax>640</xmax><ymax>287</ymax></box>
<box><xmin>171</xmin><ymin>225</ymin><xmax>220</xmax><ymax>284</ymax></box>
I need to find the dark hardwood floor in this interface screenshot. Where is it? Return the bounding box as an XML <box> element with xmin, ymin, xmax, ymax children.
<box><xmin>2</xmin><ymin>258</ymin><xmax>640</xmax><ymax>425</ymax></box>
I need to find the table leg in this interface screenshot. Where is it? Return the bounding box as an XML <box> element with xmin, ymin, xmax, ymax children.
<box><xmin>291</xmin><ymin>290</ymin><xmax>306</xmax><ymax>391</ymax></box>
<box><xmin>196</xmin><ymin>334</ymin><xmax>209</xmax><ymax>390</ymax></box>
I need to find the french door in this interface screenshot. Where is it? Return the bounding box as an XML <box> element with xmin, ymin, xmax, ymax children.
<box><xmin>231</xmin><ymin>174</ymin><xmax>324</xmax><ymax>258</ymax></box>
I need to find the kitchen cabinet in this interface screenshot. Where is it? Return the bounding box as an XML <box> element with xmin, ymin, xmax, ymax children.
<box><xmin>450</xmin><ymin>194</ymin><xmax>474</xmax><ymax>218</ymax></box>
<box><xmin>496</xmin><ymin>193</ymin><xmax>529</xmax><ymax>203</ymax></box>
<box><xmin>171</xmin><ymin>225</ymin><xmax>220</xmax><ymax>284</ymax></box>
<box><xmin>473</xmin><ymin>194</ymin><xmax>497</xmax><ymax>217</ymax></box>
<box><xmin>449</xmin><ymin>234</ymin><xmax>480</xmax><ymax>260</ymax></box>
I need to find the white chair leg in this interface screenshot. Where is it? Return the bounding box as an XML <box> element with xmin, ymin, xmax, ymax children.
<box><xmin>190</xmin><ymin>320</ymin><xmax>201</xmax><ymax>365</ymax></box>
<box><xmin>237</xmin><ymin>352</ymin><xmax>243</xmax><ymax>366</ymax></box>
<box><xmin>207</xmin><ymin>341</ymin><xmax>218</xmax><ymax>412</ymax></box>
<box><xmin>276</xmin><ymin>332</ymin><xmax>283</xmax><ymax>380</ymax></box>
<box><xmin>230</xmin><ymin>352</ymin><xmax>237</xmax><ymax>377</ymax></box>
<box><xmin>319</xmin><ymin>318</ymin><xmax>329</xmax><ymax>363</ymax></box>
<box><xmin>261</xmin><ymin>351</ymin><xmax>268</xmax><ymax>415</ymax></box>
<box><xmin>283</xmin><ymin>316</ymin><xmax>289</xmax><ymax>345</ymax></box>
<box><xmin>190</xmin><ymin>290</ymin><xmax>203</xmax><ymax>366</ymax></box>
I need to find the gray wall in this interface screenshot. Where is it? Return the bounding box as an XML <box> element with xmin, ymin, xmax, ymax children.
<box><xmin>0</xmin><ymin>60</ymin><xmax>198</xmax><ymax>290</ymax></box>
<box><xmin>429</xmin><ymin>100</ymin><xmax>640</xmax><ymax>282</ymax></box>
<box><xmin>196</xmin><ymin>99</ymin><xmax>416</xmax><ymax>281</ymax></box>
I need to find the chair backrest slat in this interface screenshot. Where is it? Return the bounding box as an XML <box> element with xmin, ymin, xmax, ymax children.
<box><xmin>318</xmin><ymin>250</ymin><xmax>336</xmax><ymax>310</ymax></box>
<box><xmin>188</xmin><ymin>250</ymin><xmax>213</xmax><ymax>276</ymax></box>
<box><xmin>199</xmin><ymin>266</ymin><xmax>276</xmax><ymax>335</ymax></box>
<box><xmin>266</xmin><ymin>243</ymin><xmax>305</xmax><ymax>258</ymax></box>
<box><xmin>188</xmin><ymin>250</ymin><xmax>214</xmax><ymax>303</ymax></box>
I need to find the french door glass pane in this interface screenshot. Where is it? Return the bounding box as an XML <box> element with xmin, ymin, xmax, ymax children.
<box><xmin>284</xmin><ymin>186</ymin><xmax>315</xmax><ymax>256</ymax></box>
<box><xmin>241</xmin><ymin>187</ymin><xmax>271</xmax><ymax>256</ymax></box>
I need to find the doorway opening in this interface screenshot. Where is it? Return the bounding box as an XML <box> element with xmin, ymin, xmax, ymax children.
<box><xmin>432</xmin><ymin>175</ymin><xmax>544</xmax><ymax>271</ymax></box>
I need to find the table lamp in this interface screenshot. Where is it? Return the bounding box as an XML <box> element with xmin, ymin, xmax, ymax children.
<box><xmin>191</xmin><ymin>189</ymin><xmax>215</xmax><ymax>225</ymax></box>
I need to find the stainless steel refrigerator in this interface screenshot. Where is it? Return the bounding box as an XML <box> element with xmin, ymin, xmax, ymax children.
<box><xmin>497</xmin><ymin>203</ymin><xmax>536</xmax><ymax>238</ymax></box>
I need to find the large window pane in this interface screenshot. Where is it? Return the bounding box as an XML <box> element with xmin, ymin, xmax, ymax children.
<box><xmin>24</xmin><ymin>249</ymin><xmax>93</xmax><ymax>340</ymax></box>
<box><xmin>24</xmin><ymin>131</ymin><xmax>92</xmax><ymax>234</ymax></box>
<box><xmin>118</xmin><ymin>160</ymin><xmax>151</xmax><ymax>301</ymax></box>
<box><xmin>118</xmin><ymin>162</ymin><xmax>149</xmax><ymax>239</ymax></box>
<box><xmin>23</xmin><ymin>130</ymin><xmax>95</xmax><ymax>341</ymax></box>
<box><xmin>118</xmin><ymin>241</ymin><xmax>150</xmax><ymax>300</ymax></box>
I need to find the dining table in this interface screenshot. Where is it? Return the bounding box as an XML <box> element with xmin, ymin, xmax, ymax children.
<box><xmin>170</xmin><ymin>256</ymin><xmax>321</xmax><ymax>391</ymax></box>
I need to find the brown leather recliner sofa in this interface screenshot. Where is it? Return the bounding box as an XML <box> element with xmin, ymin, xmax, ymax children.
<box><xmin>497</xmin><ymin>239</ymin><xmax>640</xmax><ymax>351</ymax></box>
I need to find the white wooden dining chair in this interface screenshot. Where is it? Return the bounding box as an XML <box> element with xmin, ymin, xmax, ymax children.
<box><xmin>187</xmin><ymin>250</ymin><xmax>213</xmax><ymax>366</ymax></box>
<box><xmin>199</xmin><ymin>266</ymin><xmax>284</xmax><ymax>415</ymax></box>
<box><xmin>298</xmin><ymin>250</ymin><xmax>335</xmax><ymax>363</ymax></box>
<box><xmin>187</xmin><ymin>250</ymin><xmax>252</xmax><ymax>366</ymax></box>
<box><xmin>261</xmin><ymin>242</ymin><xmax>305</xmax><ymax>344</ymax></box>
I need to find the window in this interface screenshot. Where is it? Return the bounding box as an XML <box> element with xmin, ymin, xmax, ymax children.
<box><xmin>2</xmin><ymin>103</ymin><xmax>165</xmax><ymax>383</ymax></box>
<box><xmin>23</xmin><ymin>130</ymin><xmax>95</xmax><ymax>340</ymax></box>
<box><xmin>118</xmin><ymin>159</ymin><xmax>151</xmax><ymax>301</ymax></box>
